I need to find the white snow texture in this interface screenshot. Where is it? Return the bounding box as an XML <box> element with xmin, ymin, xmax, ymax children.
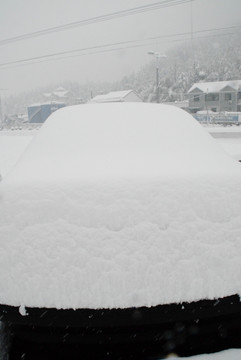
<box><xmin>0</xmin><ymin>103</ymin><xmax>241</xmax><ymax>310</ymax></box>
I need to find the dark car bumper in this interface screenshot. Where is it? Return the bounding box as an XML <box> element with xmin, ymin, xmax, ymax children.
<box><xmin>0</xmin><ymin>294</ymin><xmax>241</xmax><ymax>359</ymax></box>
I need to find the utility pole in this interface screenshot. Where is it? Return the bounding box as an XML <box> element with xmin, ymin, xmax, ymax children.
<box><xmin>190</xmin><ymin>0</ymin><xmax>196</xmax><ymax>78</ymax></box>
<box><xmin>0</xmin><ymin>96</ymin><xmax>2</xmax><ymax>128</ymax></box>
<box><xmin>0</xmin><ymin>89</ymin><xmax>8</xmax><ymax>128</ymax></box>
<box><xmin>156</xmin><ymin>58</ymin><xmax>160</xmax><ymax>103</ymax></box>
<box><xmin>148</xmin><ymin>52</ymin><xmax>167</xmax><ymax>103</ymax></box>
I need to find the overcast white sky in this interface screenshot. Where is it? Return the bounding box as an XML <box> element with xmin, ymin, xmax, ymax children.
<box><xmin>1</xmin><ymin>0</ymin><xmax>241</xmax><ymax>95</ymax></box>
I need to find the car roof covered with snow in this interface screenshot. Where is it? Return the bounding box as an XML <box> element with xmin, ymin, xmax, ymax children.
<box><xmin>1</xmin><ymin>102</ymin><xmax>241</xmax><ymax>310</ymax></box>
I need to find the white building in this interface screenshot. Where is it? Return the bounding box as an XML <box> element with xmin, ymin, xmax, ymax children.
<box><xmin>188</xmin><ymin>80</ymin><xmax>241</xmax><ymax>113</ymax></box>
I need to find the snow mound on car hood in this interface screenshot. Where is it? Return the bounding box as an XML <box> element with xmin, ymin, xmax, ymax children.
<box><xmin>3</xmin><ymin>103</ymin><xmax>240</xmax><ymax>182</ymax></box>
<box><xmin>1</xmin><ymin>103</ymin><xmax>241</xmax><ymax>310</ymax></box>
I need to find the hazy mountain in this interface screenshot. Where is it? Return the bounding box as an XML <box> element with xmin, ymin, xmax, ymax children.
<box><xmin>3</xmin><ymin>30</ymin><xmax>241</xmax><ymax>116</ymax></box>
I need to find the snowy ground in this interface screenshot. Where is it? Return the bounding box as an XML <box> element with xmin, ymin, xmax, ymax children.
<box><xmin>204</xmin><ymin>126</ymin><xmax>241</xmax><ymax>160</ymax></box>
<box><xmin>214</xmin><ymin>138</ymin><xmax>241</xmax><ymax>160</ymax></box>
<box><xmin>205</xmin><ymin>125</ymin><xmax>241</xmax><ymax>133</ymax></box>
<box><xmin>0</xmin><ymin>130</ymin><xmax>36</xmax><ymax>177</ymax></box>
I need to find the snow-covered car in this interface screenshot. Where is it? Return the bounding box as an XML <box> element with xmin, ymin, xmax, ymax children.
<box><xmin>0</xmin><ymin>103</ymin><xmax>241</xmax><ymax>359</ymax></box>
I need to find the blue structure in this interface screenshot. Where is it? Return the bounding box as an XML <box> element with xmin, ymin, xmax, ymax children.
<box><xmin>193</xmin><ymin>113</ymin><xmax>240</xmax><ymax>124</ymax></box>
<box><xmin>28</xmin><ymin>102</ymin><xmax>66</xmax><ymax>123</ymax></box>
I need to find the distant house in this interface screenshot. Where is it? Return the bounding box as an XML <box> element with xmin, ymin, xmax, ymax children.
<box><xmin>90</xmin><ymin>90</ymin><xmax>142</xmax><ymax>103</ymax></box>
<box><xmin>28</xmin><ymin>102</ymin><xmax>66</xmax><ymax>123</ymax></box>
<box><xmin>188</xmin><ymin>80</ymin><xmax>241</xmax><ymax>113</ymax></box>
<box><xmin>43</xmin><ymin>87</ymin><xmax>72</xmax><ymax>104</ymax></box>
<box><xmin>53</xmin><ymin>86</ymin><xmax>69</xmax><ymax>99</ymax></box>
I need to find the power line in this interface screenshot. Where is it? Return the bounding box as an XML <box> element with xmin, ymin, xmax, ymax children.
<box><xmin>0</xmin><ymin>31</ymin><xmax>237</xmax><ymax>71</ymax></box>
<box><xmin>0</xmin><ymin>24</ymin><xmax>240</xmax><ymax>69</ymax></box>
<box><xmin>0</xmin><ymin>0</ymin><xmax>192</xmax><ymax>46</ymax></box>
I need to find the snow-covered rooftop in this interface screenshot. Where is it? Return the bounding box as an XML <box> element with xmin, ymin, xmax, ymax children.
<box><xmin>43</xmin><ymin>87</ymin><xmax>69</xmax><ymax>99</ymax></box>
<box><xmin>91</xmin><ymin>90</ymin><xmax>139</xmax><ymax>103</ymax></box>
<box><xmin>188</xmin><ymin>80</ymin><xmax>241</xmax><ymax>93</ymax></box>
<box><xmin>1</xmin><ymin>103</ymin><xmax>241</xmax><ymax>310</ymax></box>
<box><xmin>53</xmin><ymin>90</ymin><xmax>69</xmax><ymax>98</ymax></box>
<box><xmin>28</xmin><ymin>101</ymin><xmax>65</xmax><ymax>107</ymax></box>
<box><xmin>55</xmin><ymin>86</ymin><xmax>66</xmax><ymax>92</ymax></box>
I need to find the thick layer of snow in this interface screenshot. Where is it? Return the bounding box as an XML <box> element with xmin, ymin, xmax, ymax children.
<box><xmin>4</xmin><ymin>104</ymin><xmax>240</xmax><ymax>183</ymax></box>
<box><xmin>1</xmin><ymin>103</ymin><xmax>241</xmax><ymax>310</ymax></box>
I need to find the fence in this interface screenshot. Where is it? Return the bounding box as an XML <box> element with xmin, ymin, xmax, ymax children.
<box><xmin>193</xmin><ymin>113</ymin><xmax>240</xmax><ymax>125</ymax></box>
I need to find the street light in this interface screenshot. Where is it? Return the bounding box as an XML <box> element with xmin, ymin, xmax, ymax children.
<box><xmin>148</xmin><ymin>52</ymin><xmax>167</xmax><ymax>103</ymax></box>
